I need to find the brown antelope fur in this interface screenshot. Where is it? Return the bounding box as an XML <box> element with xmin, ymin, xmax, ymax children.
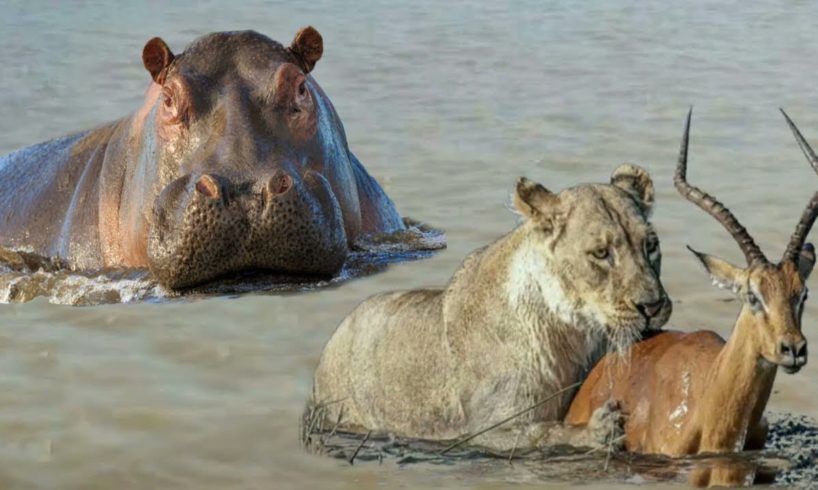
<box><xmin>566</xmin><ymin>109</ymin><xmax>818</xmax><ymax>483</ymax></box>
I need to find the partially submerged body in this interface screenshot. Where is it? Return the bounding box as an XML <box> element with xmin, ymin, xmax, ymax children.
<box><xmin>565</xmin><ymin>330</ymin><xmax>771</xmax><ymax>455</ymax></box>
<box><xmin>309</xmin><ymin>166</ymin><xmax>672</xmax><ymax>450</ymax></box>
<box><xmin>0</xmin><ymin>28</ymin><xmax>421</xmax><ymax>290</ymax></box>
<box><xmin>566</xmin><ymin>109</ymin><xmax>817</xmax><ymax>487</ymax></box>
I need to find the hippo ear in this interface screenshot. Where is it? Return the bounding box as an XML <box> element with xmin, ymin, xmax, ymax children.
<box><xmin>142</xmin><ymin>37</ymin><xmax>175</xmax><ymax>84</ymax></box>
<box><xmin>289</xmin><ymin>26</ymin><xmax>323</xmax><ymax>73</ymax></box>
<box><xmin>611</xmin><ymin>164</ymin><xmax>654</xmax><ymax>216</ymax></box>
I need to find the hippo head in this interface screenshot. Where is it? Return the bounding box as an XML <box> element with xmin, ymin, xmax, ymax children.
<box><xmin>136</xmin><ymin>28</ymin><xmax>350</xmax><ymax>289</ymax></box>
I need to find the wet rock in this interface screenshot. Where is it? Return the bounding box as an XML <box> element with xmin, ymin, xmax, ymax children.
<box><xmin>766</xmin><ymin>412</ymin><xmax>818</xmax><ymax>488</ymax></box>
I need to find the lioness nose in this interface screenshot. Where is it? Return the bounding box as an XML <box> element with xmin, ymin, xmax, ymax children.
<box><xmin>780</xmin><ymin>339</ymin><xmax>808</xmax><ymax>366</ymax></box>
<box><xmin>637</xmin><ymin>298</ymin><xmax>665</xmax><ymax>318</ymax></box>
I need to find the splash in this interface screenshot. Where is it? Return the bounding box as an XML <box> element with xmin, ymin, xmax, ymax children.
<box><xmin>0</xmin><ymin>218</ymin><xmax>445</xmax><ymax>306</ymax></box>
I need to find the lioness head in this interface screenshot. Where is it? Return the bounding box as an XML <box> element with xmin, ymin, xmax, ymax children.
<box><xmin>509</xmin><ymin>164</ymin><xmax>671</xmax><ymax>350</ymax></box>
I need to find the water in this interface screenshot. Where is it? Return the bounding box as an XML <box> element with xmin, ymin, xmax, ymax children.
<box><xmin>2</xmin><ymin>1</ymin><xmax>818</xmax><ymax>487</ymax></box>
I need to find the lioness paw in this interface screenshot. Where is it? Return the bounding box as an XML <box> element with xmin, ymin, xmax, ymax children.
<box><xmin>584</xmin><ymin>400</ymin><xmax>625</xmax><ymax>449</ymax></box>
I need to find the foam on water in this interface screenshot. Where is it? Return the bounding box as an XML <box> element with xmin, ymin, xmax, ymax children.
<box><xmin>0</xmin><ymin>219</ymin><xmax>445</xmax><ymax>306</ymax></box>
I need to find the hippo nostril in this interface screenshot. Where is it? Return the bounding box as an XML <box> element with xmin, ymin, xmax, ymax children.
<box><xmin>264</xmin><ymin>172</ymin><xmax>293</xmax><ymax>202</ymax></box>
<box><xmin>195</xmin><ymin>174</ymin><xmax>221</xmax><ymax>200</ymax></box>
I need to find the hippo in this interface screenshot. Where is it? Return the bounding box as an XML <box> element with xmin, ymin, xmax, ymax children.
<box><xmin>0</xmin><ymin>27</ymin><xmax>410</xmax><ymax>289</ymax></box>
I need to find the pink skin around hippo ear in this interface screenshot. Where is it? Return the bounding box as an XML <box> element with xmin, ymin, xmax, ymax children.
<box><xmin>142</xmin><ymin>37</ymin><xmax>175</xmax><ymax>84</ymax></box>
<box><xmin>273</xmin><ymin>63</ymin><xmax>318</xmax><ymax>142</ymax></box>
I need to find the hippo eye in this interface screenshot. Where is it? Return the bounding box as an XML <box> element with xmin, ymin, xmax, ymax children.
<box><xmin>591</xmin><ymin>247</ymin><xmax>610</xmax><ymax>260</ymax></box>
<box><xmin>162</xmin><ymin>87</ymin><xmax>174</xmax><ymax>107</ymax></box>
<box><xmin>159</xmin><ymin>84</ymin><xmax>188</xmax><ymax>126</ymax></box>
<box><xmin>298</xmin><ymin>82</ymin><xmax>306</xmax><ymax>96</ymax></box>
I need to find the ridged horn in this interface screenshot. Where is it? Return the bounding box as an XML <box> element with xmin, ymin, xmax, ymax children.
<box><xmin>780</xmin><ymin>109</ymin><xmax>818</xmax><ymax>263</ymax></box>
<box><xmin>674</xmin><ymin>107</ymin><xmax>767</xmax><ymax>265</ymax></box>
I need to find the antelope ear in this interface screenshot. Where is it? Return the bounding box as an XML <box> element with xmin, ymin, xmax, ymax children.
<box><xmin>142</xmin><ymin>37</ymin><xmax>175</xmax><ymax>84</ymax></box>
<box><xmin>289</xmin><ymin>26</ymin><xmax>323</xmax><ymax>73</ymax></box>
<box><xmin>512</xmin><ymin>177</ymin><xmax>561</xmax><ymax>232</ymax></box>
<box><xmin>687</xmin><ymin>246</ymin><xmax>743</xmax><ymax>292</ymax></box>
<box><xmin>611</xmin><ymin>164</ymin><xmax>654</xmax><ymax>216</ymax></box>
<box><xmin>798</xmin><ymin>243</ymin><xmax>816</xmax><ymax>281</ymax></box>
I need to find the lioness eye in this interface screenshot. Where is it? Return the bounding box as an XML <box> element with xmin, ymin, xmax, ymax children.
<box><xmin>591</xmin><ymin>248</ymin><xmax>609</xmax><ymax>260</ymax></box>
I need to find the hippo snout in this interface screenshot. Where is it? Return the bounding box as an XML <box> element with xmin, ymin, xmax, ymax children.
<box><xmin>146</xmin><ymin>171</ymin><xmax>348</xmax><ymax>289</ymax></box>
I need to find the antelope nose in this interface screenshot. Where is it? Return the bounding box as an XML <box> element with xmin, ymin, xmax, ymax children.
<box><xmin>780</xmin><ymin>339</ymin><xmax>808</xmax><ymax>369</ymax></box>
<box><xmin>263</xmin><ymin>170</ymin><xmax>294</xmax><ymax>203</ymax></box>
<box><xmin>637</xmin><ymin>298</ymin><xmax>666</xmax><ymax>319</ymax></box>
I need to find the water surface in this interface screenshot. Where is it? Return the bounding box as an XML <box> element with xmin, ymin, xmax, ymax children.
<box><xmin>2</xmin><ymin>1</ymin><xmax>818</xmax><ymax>488</ymax></box>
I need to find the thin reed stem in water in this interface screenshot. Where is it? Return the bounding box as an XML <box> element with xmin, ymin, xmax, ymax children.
<box><xmin>348</xmin><ymin>430</ymin><xmax>372</xmax><ymax>465</ymax></box>
<box><xmin>508</xmin><ymin>429</ymin><xmax>521</xmax><ymax>465</ymax></box>
<box><xmin>439</xmin><ymin>381</ymin><xmax>582</xmax><ymax>455</ymax></box>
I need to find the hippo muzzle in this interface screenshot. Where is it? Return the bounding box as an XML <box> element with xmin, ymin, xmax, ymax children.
<box><xmin>147</xmin><ymin>169</ymin><xmax>347</xmax><ymax>289</ymax></box>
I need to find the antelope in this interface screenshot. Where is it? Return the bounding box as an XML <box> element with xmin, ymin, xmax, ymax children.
<box><xmin>565</xmin><ymin>109</ymin><xmax>816</xmax><ymax>485</ymax></box>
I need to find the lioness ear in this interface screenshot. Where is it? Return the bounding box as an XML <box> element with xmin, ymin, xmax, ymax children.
<box><xmin>142</xmin><ymin>37</ymin><xmax>175</xmax><ymax>84</ymax></box>
<box><xmin>289</xmin><ymin>26</ymin><xmax>323</xmax><ymax>73</ymax></box>
<box><xmin>611</xmin><ymin>164</ymin><xmax>654</xmax><ymax>216</ymax></box>
<box><xmin>687</xmin><ymin>246</ymin><xmax>743</xmax><ymax>292</ymax></box>
<box><xmin>512</xmin><ymin>177</ymin><xmax>560</xmax><ymax>230</ymax></box>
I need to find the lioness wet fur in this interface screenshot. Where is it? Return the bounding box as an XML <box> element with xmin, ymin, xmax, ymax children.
<box><xmin>309</xmin><ymin>165</ymin><xmax>672</xmax><ymax>450</ymax></box>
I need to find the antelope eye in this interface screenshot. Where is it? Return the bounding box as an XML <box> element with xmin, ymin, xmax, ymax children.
<box><xmin>747</xmin><ymin>291</ymin><xmax>760</xmax><ymax>308</ymax></box>
<box><xmin>591</xmin><ymin>248</ymin><xmax>610</xmax><ymax>260</ymax></box>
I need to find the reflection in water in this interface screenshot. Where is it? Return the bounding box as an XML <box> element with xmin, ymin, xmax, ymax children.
<box><xmin>0</xmin><ymin>218</ymin><xmax>445</xmax><ymax>305</ymax></box>
<box><xmin>302</xmin><ymin>427</ymin><xmax>791</xmax><ymax>487</ymax></box>
<box><xmin>687</xmin><ymin>455</ymin><xmax>780</xmax><ymax>487</ymax></box>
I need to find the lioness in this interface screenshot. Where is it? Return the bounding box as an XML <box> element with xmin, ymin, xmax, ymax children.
<box><xmin>308</xmin><ymin>165</ymin><xmax>672</xmax><ymax>450</ymax></box>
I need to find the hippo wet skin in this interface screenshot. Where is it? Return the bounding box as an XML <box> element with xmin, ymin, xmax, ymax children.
<box><xmin>0</xmin><ymin>27</ymin><xmax>407</xmax><ymax>289</ymax></box>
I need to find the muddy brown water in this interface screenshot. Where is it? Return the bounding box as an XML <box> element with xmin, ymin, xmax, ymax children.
<box><xmin>2</xmin><ymin>1</ymin><xmax>818</xmax><ymax>488</ymax></box>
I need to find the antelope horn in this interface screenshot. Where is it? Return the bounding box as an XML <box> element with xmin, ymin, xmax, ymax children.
<box><xmin>781</xmin><ymin>109</ymin><xmax>818</xmax><ymax>262</ymax></box>
<box><xmin>674</xmin><ymin>107</ymin><xmax>767</xmax><ymax>265</ymax></box>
